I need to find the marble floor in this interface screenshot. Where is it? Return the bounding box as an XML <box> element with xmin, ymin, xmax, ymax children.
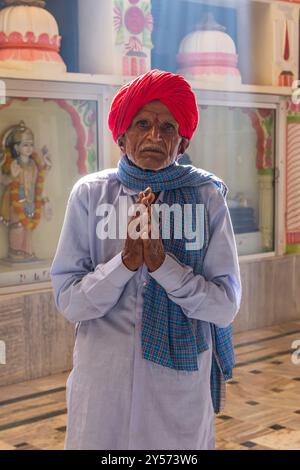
<box><xmin>0</xmin><ymin>320</ymin><xmax>300</xmax><ymax>450</ymax></box>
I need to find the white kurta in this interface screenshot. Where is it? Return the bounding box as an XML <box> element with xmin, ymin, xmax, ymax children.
<box><xmin>50</xmin><ymin>168</ymin><xmax>241</xmax><ymax>450</ymax></box>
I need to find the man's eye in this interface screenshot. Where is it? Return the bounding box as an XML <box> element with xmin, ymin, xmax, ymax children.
<box><xmin>137</xmin><ymin>120</ymin><xmax>150</xmax><ymax>129</ymax></box>
<box><xmin>161</xmin><ymin>122</ymin><xmax>175</xmax><ymax>132</ymax></box>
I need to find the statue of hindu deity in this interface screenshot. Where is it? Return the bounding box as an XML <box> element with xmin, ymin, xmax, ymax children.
<box><xmin>0</xmin><ymin>120</ymin><xmax>52</xmax><ymax>262</ymax></box>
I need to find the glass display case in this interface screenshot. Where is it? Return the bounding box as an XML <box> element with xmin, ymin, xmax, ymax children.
<box><xmin>0</xmin><ymin>78</ymin><xmax>286</xmax><ymax>291</ymax></box>
<box><xmin>0</xmin><ymin>78</ymin><xmax>103</xmax><ymax>290</ymax></box>
<box><xmin>185</xmin><ymin>92</ymin><xmax>280</xmax><ymax>256</ymax></box>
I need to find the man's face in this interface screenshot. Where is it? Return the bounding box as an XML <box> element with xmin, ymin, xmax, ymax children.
<box><xmin>120</xmin><ymin>100</ymin><xmax>189</xmax><ymax>171</ymax></box>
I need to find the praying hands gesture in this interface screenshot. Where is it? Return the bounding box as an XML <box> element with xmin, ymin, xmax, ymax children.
<box><xmin>121</xmin><ymin>187</ymin><xmax>166</xmax><ymax>272</ymax></box>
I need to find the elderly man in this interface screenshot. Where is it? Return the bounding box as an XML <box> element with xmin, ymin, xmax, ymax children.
<box><xmin>50</xmin><ymin>69</ymin><xmax>241</xmax><ymax>450</ymax></box>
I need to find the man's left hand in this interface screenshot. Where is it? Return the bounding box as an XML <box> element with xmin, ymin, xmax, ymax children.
<box><xmin>143</xmin><ymin>236</ymin><xmax>166</xmax><ymax>272</ymax></box>
<box><xmin>138</xmin><ymin>188</ymin><xmax>166</xmax><ymax>273</ymax></box>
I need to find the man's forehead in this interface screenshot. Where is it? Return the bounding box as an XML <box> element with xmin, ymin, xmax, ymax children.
<box><xmin>134</xmin><ymin>100</ymin><xmax>177</xmax><ymax>122</ymax></box>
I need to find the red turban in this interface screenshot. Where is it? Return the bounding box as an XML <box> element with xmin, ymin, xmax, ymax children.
<box><xmin>108</xmin><ymin>69</ymin><xmax>199</xmax><ymax>142</ymax></box>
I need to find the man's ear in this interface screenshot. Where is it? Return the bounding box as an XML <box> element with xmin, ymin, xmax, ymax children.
<box><xmin>117</xmin><ymin>134</ymin><xmax>126</xmax><ymax>153</ymax></box>
<box><xmin>178</xmin><ymin>138</ymin><xmax>190</xmax><ymax>156</ymax></box>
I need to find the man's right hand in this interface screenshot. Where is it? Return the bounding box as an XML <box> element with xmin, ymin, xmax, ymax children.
<box><xmin>121</xmin><ymin>191</ymin><xmax>146</xmax><ymax>271</ymax></box>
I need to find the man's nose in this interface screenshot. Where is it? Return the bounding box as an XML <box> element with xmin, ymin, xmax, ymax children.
<box><xmin>148</xmin><ymin>123</ymin><xmax>162</xmax><ymax>140</ymax></box>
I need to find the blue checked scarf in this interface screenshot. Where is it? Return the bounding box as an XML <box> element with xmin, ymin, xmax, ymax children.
<box><xmin>117</xmin><ymin>154</ymin><xmax>236</xmax><ymax>413</ymax></box>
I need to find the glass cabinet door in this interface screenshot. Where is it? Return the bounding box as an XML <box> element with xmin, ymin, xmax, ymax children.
<box><xmin>185</xmin><ymin>104</ymin><xmax>275</xmax><ymax>256</ymax></box>
<box><xmin>0</xmin><ymin>96</ymin><xmax>99</xmax><ymax>288</ymax></box>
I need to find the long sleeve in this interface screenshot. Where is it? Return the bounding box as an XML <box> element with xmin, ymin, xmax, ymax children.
<box><xmin>149</xmin><ymin>184</ymin><xmax>242</xmax><ymax>328</ymax></box>
<box><xmin>50</xmin><ymin>180</ymin><xmax>136</xmax><ymax>323</ymax></box>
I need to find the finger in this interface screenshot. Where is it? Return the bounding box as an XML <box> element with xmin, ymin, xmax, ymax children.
<box><xmin>140</xmin><ymin>225</ymin><xmax>149</xmax><ymax>239</ymax></box>
<box><xmin>148</xmin><ymin>193</ymin><xmax>155</xmax><ymax>204</ymax></box>
<box><xmin>139</xmin><ymin>211</ymin><xmax>149</xmax><ymax>231</ymax></box>
<box><xmin>138</xmin><ymin>189</ymin><xmax>148</xmax><ymax>202</ymax></box>
<box><xmin>141</xmin><ymin>192</ymin><xmax>155</xmax><ymax>207</ymax></box>
<box><xmin>141</xmin><ymin>197</ymin><xmax>149</xmax><ymax>207</ymax></box>
<box><xmin>128</xmin><ymin>218</ymin><xmax>141</xmax><ymax>239</ymax></box>
<box><xmin>129</xmin><ymin>201</ymin><xmax>147</xmax><ymax>222</ymax></box>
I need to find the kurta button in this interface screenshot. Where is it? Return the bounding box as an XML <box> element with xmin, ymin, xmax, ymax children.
<box><xmin>143</xmin><ymin>281</ymin><xmax>147</xmax><ymax>287</ymax></box>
